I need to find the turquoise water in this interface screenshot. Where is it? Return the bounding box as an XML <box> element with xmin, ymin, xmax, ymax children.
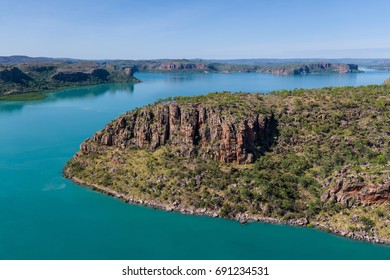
<box><xmin>1</xmin><ymin>71</ymin><xmax>390</xmax><ymax>260</ymax></box>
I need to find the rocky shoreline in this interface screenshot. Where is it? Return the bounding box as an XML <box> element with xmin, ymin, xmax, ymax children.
<box><xmin>65</xmin><ymin>90</ymin><xmax>390</xmax><ymax>246</ymax></box>
<box><xmin>69</xmin><ymin>176</ymin><xmax>390</xmax><ymax>246</ymax></box>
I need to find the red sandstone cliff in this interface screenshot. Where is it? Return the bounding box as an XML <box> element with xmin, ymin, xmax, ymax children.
<box><xmin>80</xmin><ymin>94</ymin><xmax>274</xmax><ymax>164</ymax></box>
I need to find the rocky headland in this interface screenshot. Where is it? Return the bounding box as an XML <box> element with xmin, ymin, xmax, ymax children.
<box><xmin>65</xmin><ymin>85</ymin><xmax>390</xmax><ymax>244</ymax></box>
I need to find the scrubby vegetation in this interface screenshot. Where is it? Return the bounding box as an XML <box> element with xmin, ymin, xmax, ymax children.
<box><xmin>0</xmin><ymin>62</ymin><xmax>139</xmax><ymax>100</ymax></box>
<box><xmin>65</xmin><ymin>85</ymin><xmax>390</xmax><ymax>242</ymax></box>
<box><xmin>0</xmin><ymin>92</ymin><xmax>45</xmax><ymax>101</ymax></box>
<box><xmin>155</xmin><ymin>91</ymin><xmax>270</xmax><ymax>118</ymax></box>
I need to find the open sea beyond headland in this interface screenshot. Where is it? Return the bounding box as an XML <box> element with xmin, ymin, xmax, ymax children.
<box><xmin>1</xmin><ymin>71</ymin><xmax>390</xmax><ymax>259</ymax></box>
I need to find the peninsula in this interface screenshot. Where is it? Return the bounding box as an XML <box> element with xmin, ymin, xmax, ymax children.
<box><xmin>64</xmin><ymin>84</ymin><xmax>390</xmax><ymax>244</ymax></box>
<box><xmin>0</xmin><ymin>61</ymin><xmax>139</xmax><ymax>101</ymax></box>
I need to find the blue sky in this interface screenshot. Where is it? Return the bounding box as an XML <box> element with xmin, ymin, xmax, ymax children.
<box><xmin>1</xmin><ymin>0</ymin><xmax>390</xmax><ymax>59</ymax></box>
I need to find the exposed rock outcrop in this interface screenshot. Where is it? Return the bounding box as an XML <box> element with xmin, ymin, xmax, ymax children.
<box><xmin>158</xmin><ymin>63</ymin><xmax>210</xmax><ymax>71</ymax></box>
<box><xmin>321</xmin><ymin>165</ymin><xmax>390</xmax><ymax>207</ymax></box>
<box><xmin>119</xmin><ymin>60</ymin><xmax>360</xmax><ymax>75</ymax></box>
<box><xmin>259</xmin><ymin>63</ymin><xmax>359</xmax><ymax>75</ymax></box>
<box><xmin>80</xmin><ymin>93</ymin><xmax>274</xmax><ymax>164</ymax></box>
<box><xmin>130</xmin><ymin>61</ymin><xmax>214</xmax><ymax>73</ymax></box>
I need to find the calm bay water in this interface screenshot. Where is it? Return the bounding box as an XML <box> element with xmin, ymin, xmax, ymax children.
<box><xmin>1</xmin><ymin>71</ymin><xmax>390</xmax><ymax>259</ymax></box>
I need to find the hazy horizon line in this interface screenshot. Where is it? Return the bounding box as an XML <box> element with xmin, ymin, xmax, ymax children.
<box><xmin>2</xmin><ymin>55</ymin><xmax>390</xmax><ymax>61</ymax></box>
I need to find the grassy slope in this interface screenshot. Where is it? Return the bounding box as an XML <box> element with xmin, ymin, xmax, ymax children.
<box><xmin>65</xmin><ymin>85</ymin><xmax>390</xmax><ymax>241</ymax></box>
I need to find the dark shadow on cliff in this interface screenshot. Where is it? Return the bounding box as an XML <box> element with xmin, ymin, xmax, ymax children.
<box><xmin>257</xmin><ymin>114</ymin><xmax>279</xmax><ymax>157</ymax></box>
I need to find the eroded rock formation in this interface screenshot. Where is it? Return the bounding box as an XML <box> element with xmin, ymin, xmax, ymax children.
<box><xmin>80</xmin><ymin>94</ymin><xmax>274</xmax><ymax>164</ymax></box>
<box><xmin>321</xmin><ymin>165</ymin><xmax>390</xmax><ymax>207</ymax></box>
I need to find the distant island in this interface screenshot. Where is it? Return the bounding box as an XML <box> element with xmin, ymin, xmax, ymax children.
<box><xmin>106</xmin><ymin>59</ymin><xmax>360</xmax><ymax>75</ymax></box>
<box><xmin>0</xmin><ymin>56</ymin><xmax>362</xmax><ymax>101</ymax></box>
<box><xmin>64</xmin><ymin>83</ymin><xmax>390</xmax><ymax>244</ymax></box>
<box><xmin>205</xmin><ymin>58</ymin><xmax>390</xmax><ymax>71</ymax></box>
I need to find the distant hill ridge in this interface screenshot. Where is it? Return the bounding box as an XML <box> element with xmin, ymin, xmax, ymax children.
<box><xmin>0</xmin><ymin>55</ymin><xmax>363</xmax><ymax>73</ymax></box>
<box><xmin>0</xmin><ymin>56</ymin><xmax>371</xmax><ymax>100</ymax></box>
<box><xmin>0</xmin><ymin>61</ymin><xmax>139</xmax><ymax>100</ymax></box>
<box><xmin>0</xmin><ymin>55</ymin><xmax>80</xmax><ymax>64</ymax></box>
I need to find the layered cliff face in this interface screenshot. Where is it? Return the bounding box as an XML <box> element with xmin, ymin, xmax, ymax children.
<box><xmin>130</xmin><ymin>61</ymin><xmax>213</xmax><ymax>73</ymax></box>
<box><xmin>259</xmin><ymin>63</ymin><xmax>359</xmax><ymax>75</ymax></box>
<box><xmin>157</xmin><ymin>63</ymin><xmax>210</xmax><ymax>71</ymax></box>
<box><xmin>81</xmin><ymin>93</ymin><xmax>273</xmax><ymax>164</ymax></box>
<box><xmin>117</xmin><ymin>60</ymin><xmax>360</xmax><ymax>75</ymax></box>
